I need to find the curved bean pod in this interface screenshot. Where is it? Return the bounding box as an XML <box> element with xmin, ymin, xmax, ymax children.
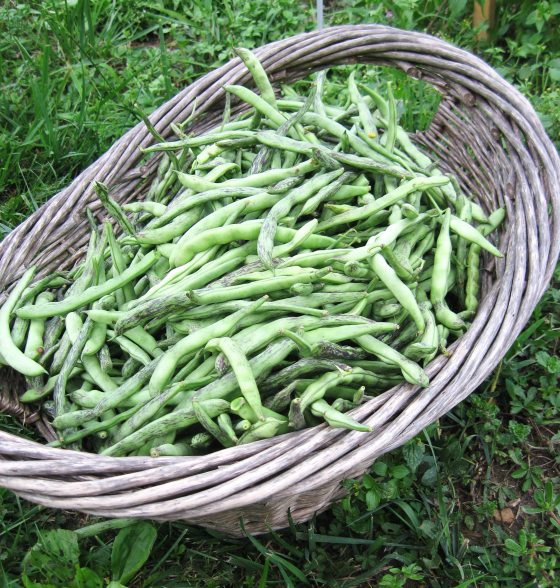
<box><xmin>370</xmin><ymin>253</ymin><xmax>424</xmax><ymax>334</ymax></box>
<box><xmin>52</xmin><ymin>358</ymin><xmax>161</xmax><ymax>429</ymax></box>
<box><xmin>355</xmin><ymin>334</ymin><xmax>429</xmax><ymax>387</ymax></box>
<box><xmin>0</xmin><ymin>266</ymin><xmax>47</xmax><ymax>377</ymax></box>
<box><xmin>430</xmin><ymin>209</ymin><xmax>465</xmax><ymax>331</ymax></box>
<box><xmin>448</xmin><ymin>214</ymin><xmax>503</xmax><ymax>257</ymax></box>
<box><xmin>234</xmin><ymin>48</ymin><xmax>277</xmax><ymax>107</ymax></box>
<box><xmin>237</xmin><ymin>418</ymin><xmax>290</xmax><ymax>445</ymax></box>
<box><xmin>122</xmin><ymin>201</ymin><xmax>167</xmax><ymax>216</ymax></box>
<box><xmin>101</xmin><ymin>397</ymin><xmax>231</xmax><ymax>457</ymax></box>
<box><xmin>319</xmin><ymin>176</ymin><xmax>445</xmax><ymax>233</ymax></box>
<box><xmin>310</xmin><ymin>398</ymin><xmax>371</xmax><ymax>432</ymax></box>
<box><xmin>205</xmin><ymin>337</ymin><xmax>265</xmax><ymax>420</ymax></box>
<box><xmin>17</xmin><ymin>251</ymin><xmax>160</xmax><ymax>320</ymax></box>
<box><xmin>149</xmin><ymin>296</ymin><xmax>268</xmax><ymax>396</ymax></box>
<box><xmin>23</xmin><ymin>291</ymin><xmax>54</xmax><ymax>361</ymax></box>
<box><xmin>151</xmin><ymin>187</ymin><xmax>262</xmax><ymax>228</ymax></box>
<box><xmin>177</xmin><ymin>159</ymin><xmax>317</xmax><ymax>193</ymax></box>
<box><xmin>172</xmin><ymin>220</ymin><xmax>336</xmax><ymax>268</ymax></box>
<box><xmin>257</xmin><ymin>169</ymin><xmax>344</xmax><ymax>269</ymax></box>
<box><xmin>190</xmin><ymin>266</ymin><xmax>330</xmax><ymax>306</ymax></box>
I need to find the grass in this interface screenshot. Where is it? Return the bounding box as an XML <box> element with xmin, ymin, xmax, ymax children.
<box><xmin>1</xmin><ymin>1</ymin><xmax>559</xmax><ymax>586</ymax></box>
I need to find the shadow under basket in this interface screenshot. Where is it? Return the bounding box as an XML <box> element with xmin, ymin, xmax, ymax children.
<box><xmin>0</xmin><ymin>25</ymin><xmax>559</xmax><ymax>537</ymax></box>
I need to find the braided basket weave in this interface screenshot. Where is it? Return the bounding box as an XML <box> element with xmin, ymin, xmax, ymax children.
<box><xmin>1</xmin><ymin>25</ymin><xmax>559</xmax><ymax>536</ymax></box>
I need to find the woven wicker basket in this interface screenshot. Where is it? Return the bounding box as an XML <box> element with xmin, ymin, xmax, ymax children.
<box><xmin>1</xmin><ymin>25</ymin><xmax>559</xmax><ymax>537</ymax></box>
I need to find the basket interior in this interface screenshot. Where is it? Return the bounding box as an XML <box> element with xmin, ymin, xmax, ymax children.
<box><xmin>1</xmin><ymin>59</ymin><xmax>512</xmax><ymax>441</ymax></box>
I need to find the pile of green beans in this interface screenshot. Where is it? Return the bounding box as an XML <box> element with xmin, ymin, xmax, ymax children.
<box><xmin>0</xmin><ymin>50</ymin><xmax>504</xmax><ymax>457</ymax></box>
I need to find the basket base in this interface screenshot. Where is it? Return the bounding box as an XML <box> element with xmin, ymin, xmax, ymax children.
<box><xmin>174</xmin><ymin>482</ymin><xmax>347</xmax><ymax>537</ymax></box>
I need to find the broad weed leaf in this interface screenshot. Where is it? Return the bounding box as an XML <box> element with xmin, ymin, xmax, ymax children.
<box><xmin>111</xmin><ymin>522</ymin><xmax>157</xmax><ymax>585</ymax></box>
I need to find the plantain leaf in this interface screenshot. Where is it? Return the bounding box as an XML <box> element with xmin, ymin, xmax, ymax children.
<box><xmin>111</xmin><ymin>522</ymin><xmax>157</xmax><ymax>585</ymax></box>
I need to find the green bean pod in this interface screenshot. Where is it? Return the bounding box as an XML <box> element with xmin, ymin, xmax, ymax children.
<box><xmin>317</xmin><ymin>176</ymin><xmax>448</xmax><ymax>233</ymax></box>
<box><xmin>17</xmin><ymin>251</ymin><xmax>160</xmax><ymax>320</ymax></box>
<box><xmin>105</xmin><ymin>222</ymin><xmax>136</xmax><ymax>303</ymax></box>
<box><xmin>205</xmin><ymin>336</ymin><xmax>265</xmax><ymax>421</ymax></box>
<box><xmin>0</xmin><ymin>267</ymin><xmax>47</xmax><ymax>377</ymax></box>
<box><xmin>53</xmin><ymin>317</ymin><xmax>94</xmax><ymax>418</ymax></box>
<box><xmin>448</xmin><ymin>214</ymin><xmax>503</xmax><ymax>257</ymax></box>
<box><xmin>296</xmin><ymin>368</ymin><xmax>373</xmax><ymax>416</ymax></box>
<box><xmin>465</xmin><ymin>242</ymin><xmax>481</xmax><ymax>313</ymax></box>
<box><xmin>310</xmin><ymin>398</ymin><xmax>371</xmax><ymax>432</ymax></box>
<box><xmin>192</xmin><ymin>398</ymin><xmax>235</xmax><ymax>448</ymax></box>
<box><xmin>22</xmin><ymin>291</ymin><xmax>54</xmax><ymax>360</ymax></box>
<box><xmin>355</xmin><ymin>334</ymin><xmax>429</xmax><ymax>388</ymax></box>
<box><xmin>151</xmin><ymin>442</ymin><xmax>196</xmax><ymax>457</ymax></box>
<box><xmin>191</xmin><ymin>266</ymin><xmax>330</xmax><ymax>306</ymax></box>
<box><xmin>122</xmin><ymin>201</ymin><xmax>167</xmax><ymax>217</ymax></box>
<box><xmin>149</xmin><ymin>296</ymin><xmax>268</xmax><ymax>396</ymax></box>
<box><xmin>11</xmin><ymin>316</ymin><xmax>30</xmax><ymax>350</ymax></box>
<box><xmin>94</xmin><ymin>182</ymin><xmax>136</xmax><ymax>237</ymax></box>
<box><xmin>52</xmin><ymin>357</ymin><xmax>161</xmax><ymax>429</ymax></box>
<box><xmin>114</xmin><ymin>292</ymin><xmax>191</xmax><ymax>336</ymax></box>
<box><xmin>430</xmin><ymin>210</ymin><xmax>465</xmax><ymax>330</ymax></box>
<box><xmin>370</xmin><ymin>253</ymin><xmax>424</xmax><ymax>334</ymax></box>
<box><xmin>101</xmin><ymin>399</ymin><xmax>230</xmax><ymax>456</ymax></box>
<box><xmin>237</xmin><ymin>418</ymin><xmax>290</xmax><ymax>444</ymax></box>
<box><xmin>171</xmin><ymin>219</ymin><xmax>335</xmax><ymax>268</ymax></box>
<box><xmin>217</xmin><ymin>413</ymin><xmax>238</xmax><ymax>445</ymax></box>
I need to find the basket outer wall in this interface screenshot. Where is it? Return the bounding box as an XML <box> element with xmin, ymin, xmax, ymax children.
<box><xmin>0</xmin><ymin>25</ymin><xmax>559</xmax><ymax>536</ymax></box>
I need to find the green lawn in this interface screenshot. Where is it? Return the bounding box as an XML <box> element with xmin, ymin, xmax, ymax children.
<box><xmin>1</xmin><ymin>1</ymin><xmax>559</xmax><ymax>586</ymax></box>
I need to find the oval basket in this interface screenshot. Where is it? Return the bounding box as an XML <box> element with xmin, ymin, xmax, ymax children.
<box><xmin>1</xmin><ymin>25</ymin><xmax>559</xmax><ymax>537</ymax></box>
